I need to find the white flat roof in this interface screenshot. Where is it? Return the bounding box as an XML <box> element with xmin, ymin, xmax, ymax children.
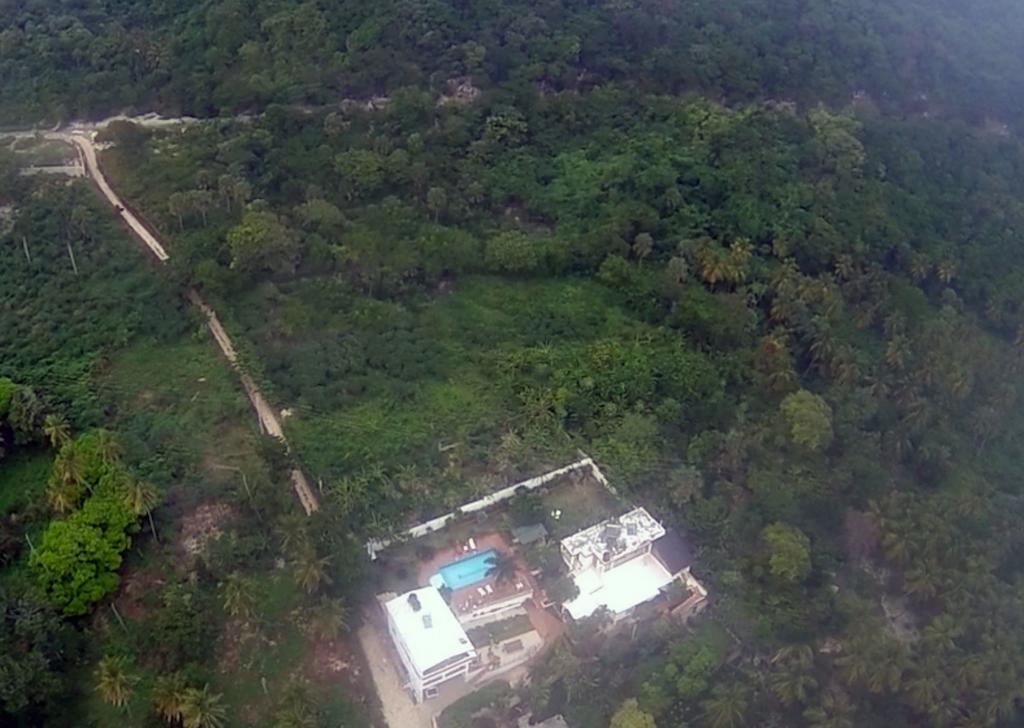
<box><xmin>563</xmin><ymin>552</ymin><xmax>675</xmax><ymax>620</ymax></box>
<box><xmin>561</xmin><ymin>507</ymin><xmax>665</xmax><ymax>565</ymax></box>
<box><xmin>384</xmin><ymin>587</ymin><xmax>475</xmax><ymax>675</ymax></box>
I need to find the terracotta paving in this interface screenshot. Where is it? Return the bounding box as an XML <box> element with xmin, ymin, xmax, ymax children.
<box><xmin>525</xmin><ymin>601</ymin><xmax>567</xmax><ymax>643</ymax></box>
<box><xmin>415</xmin><ymin>530</ymin><xmax>512</xmax><ymax>586</ymax></box>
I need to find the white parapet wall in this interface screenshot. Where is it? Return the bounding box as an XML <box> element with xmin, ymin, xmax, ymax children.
<box><xmin>366</xmin><ymin>453</ymin><xmax>616</xmax><ymax>559</ymax></box>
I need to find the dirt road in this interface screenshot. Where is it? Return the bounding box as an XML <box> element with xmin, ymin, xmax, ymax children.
<box><xmin>66</xmin><ymin>132</ymin><xmax>169</xmax><ymax>261</ymax></box>
<box><xmin>40</xmin><ymin>125</ymin><xmax>319</xmax><ymax>515</ymax></box>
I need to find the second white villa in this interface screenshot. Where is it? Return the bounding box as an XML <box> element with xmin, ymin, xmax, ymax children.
<box><xmin>560</xmin><ymin>506</ymin><xmax>707</xmax><ymax>622</ymax></box>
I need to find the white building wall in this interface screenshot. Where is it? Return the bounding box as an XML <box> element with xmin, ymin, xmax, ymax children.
<box><xmin>457</xmin><ymin>593</ymin><xmax>532</xmax><ymax>630</ymax></box>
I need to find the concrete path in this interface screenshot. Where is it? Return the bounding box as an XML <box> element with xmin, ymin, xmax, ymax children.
<box><xmin>24</xmin><ymin>123</ymin><xmax>319</xmax><ymax>515</ymax></box>
<box><xmin>65</xmin><ymin>132</ymin><xmax>169</xmax><ymax>261</ymax></box>
<box><xmin>357</xmin><ymin>621</ymin><xmax>432</xmax><ymax>728</ymax></box>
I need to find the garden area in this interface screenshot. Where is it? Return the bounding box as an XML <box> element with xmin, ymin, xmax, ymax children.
<box><xmin>369</xmin><ymin>462</ymin><xmax>624</xmax><ymax>602</ymax></box>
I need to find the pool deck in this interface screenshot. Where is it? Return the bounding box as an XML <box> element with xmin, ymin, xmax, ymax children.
<box><xmin>416</xmin><ymin>531</ymin><xmax>512</xmax><ymax>587</ymax></box>
<box><xmin>415</xmin><ymin>531</ymin><xmax>542</xmax><ymax>621</ymax></box>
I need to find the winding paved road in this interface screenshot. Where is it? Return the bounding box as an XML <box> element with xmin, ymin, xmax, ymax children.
<box><xmin>25</xmin><ymin>123</ymin><xmax>319</xmax><ymax>515</ymax></box>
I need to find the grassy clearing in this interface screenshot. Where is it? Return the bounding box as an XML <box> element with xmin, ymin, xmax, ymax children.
<box><xmin>11</xmin><ymin>138</ymin><xmax>77</xmax><ymax>166</ymax></box>
<box><xmin>96</xmin><ymin>337</ymin><xmax>251</xmax><ymax>488</ymax></box>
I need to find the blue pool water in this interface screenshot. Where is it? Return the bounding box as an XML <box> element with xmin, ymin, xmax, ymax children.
<box><xmin>434</xmin><ymin>548</ymin><xmax>498</xmax><ymax>590</ymax></box>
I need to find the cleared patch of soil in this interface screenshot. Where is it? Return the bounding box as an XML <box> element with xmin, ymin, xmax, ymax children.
<box><xmin>179</xmin><ymin>501</ymin><xmax>236</xmax><ymax>557</ymax></box>
<box><xmin>309</xmin><ymin>638</ymin><xmax>355</xmax><ymax>682</ymax></box>
<box><xmin>113</xmin><ymin>564</ymin><xmax>166</xmax><ymax>621</ymax></box>
<box><xmin>307</xmin><ymin>633</ymin><xmax>386</xmax><ymax>725</ymax></box>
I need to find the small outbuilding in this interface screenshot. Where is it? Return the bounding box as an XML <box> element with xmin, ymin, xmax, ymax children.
<box><xmin>511</xmin><ymin>523</ymin><xmax>549</xmax><ymax>547</ymax></box>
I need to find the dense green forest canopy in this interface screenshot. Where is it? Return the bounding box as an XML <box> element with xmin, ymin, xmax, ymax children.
<box><xmin>2</xmin><ymin>0</ymin><xmax>1024</xmax><ymax>130</ymax></box>
<box><xmin>98</xmin><ymin>86</ymin><xmax>1024</xmax><ymax>725</ymax></box>
<box><xmin>3</xmin><ymin>0</ymin><xmax>1024</xmax><ymax>726</ymax></box>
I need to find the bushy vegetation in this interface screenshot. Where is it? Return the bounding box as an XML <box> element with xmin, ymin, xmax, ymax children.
<box><xmin>0</xmin><ymin>171</ymin><xmax>374</xmax><ymax>726</ymax></box>
<box><xmin>4</xmin><ymin>0</ymin><xmax>1024</xmax><ymax>726</ymax></box>
<box><xmin>101</xmin><ymin>85</ymin><xmax>1024</xmax><ymax>726</ymax></box>
<box><xmin>2</xmin><ymin>0</ymin><xmax>1024</xmax><ymax>133</ymax></box>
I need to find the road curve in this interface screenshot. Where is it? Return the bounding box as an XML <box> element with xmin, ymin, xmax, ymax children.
<box><xmin>65</xmin><ymin>133</ymin><xmax>169</xmax><ymax>261</ymax></box>
<box><xmin>51</xmin><ymin>128</ymin><xmax>319</xmax><ymax>515</ymax></box>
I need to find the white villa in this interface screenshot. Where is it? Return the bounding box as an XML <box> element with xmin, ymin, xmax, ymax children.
<box><xmin>560</xmin><ymin>507</ymin><xmax>707</xmax><ymax>622</ymax></box>
<box><xmin>383</xmin><ymin>587</ymin><xmax>479</xmax><ymax>703</ymax></box>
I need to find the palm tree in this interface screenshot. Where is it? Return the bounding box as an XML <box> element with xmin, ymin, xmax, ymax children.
<box><xmin>666</xmin><ymin>254</ymin><xmax>689</xmax><ymax>284</ymax></box>
<box><xmin>632</xmin><ymin>232</ymin><xmax>653</xmax><ymax>268</ymax></box>
<box><xmin>905</xmin><ymin>671</ymin><xmax>944</xmax><ymax>713</ymax></box>
<box><xmin>293</xmin><ymin>546</ymin><xmax>332</xmax><ymax>594</ymax></box>
<box><xmin>865</xmin><ymin>640</ymin><xmax>906</xmax><ymax>694</ymax></box>
<box><xmin>222</xmin><ymin>572</ymin><xmax>256</xmax><ymax>619</ymax></box>
<box><xmin>835</xmin><ymin>644</ymin><xmax>872</xmax><ymax>690</ymax></box>
<box><xmin>94</xmin><ymin>429</ymin><xmax>122</xmax><ymax>465</ymax></box>
<box><xmin>95</xmin><ymin>656</ymin><xmax>137</xmax><ymax>713</ymax></box>
<box><xmin>306</xmin><ymin>596</ymin><xmax>349</xmax><ymax>641</ymax></box>
<box><xmin>803</xmin><ymin>687</ymin><xmax>854</xmax><ymax>728</ymax></box>
<box><xmin>123</xmin><ymin>480</ymin><xmax>161</xmax><ymax>542</ymax></box>
<box><xmin>46</xmin><ymin>479</ymin><xmax>80</xmax><ymax>514</ymax></box>
<box><xmin>275</xmin><ymin>678</ymin><xmax>319</xmax><ymax>728</ymax></box>
<box><xmin>772</xmin><ymin>644</ymin><xmax>814</xmax><ymax>670</ymax></box>
<box><xmin>42</xmin><ymin>413</ymin><xmax>71</xmax><ymax>449</ymax></box>
<box><xmin>485</xmin><ymin>552</ymin><xmax>518</xmax><ymax>586</ymax></box>
<box><xmin>702</xmin><ymin>684</ymin><xmax>748</xmax><ymax>728</ymax></box>
<box><xmin>54</xmin><ymin>446</ymin><xmax>85</xmax><ymax>489</ymax></box>
<box><xmin>922</xmin><ymin>614</ymin><xmax>960</xmax><ymax>653</ymax></box>
<box><xmin>180</xmin><ymin>685</ymin><xmax>227</xmax><ymax>728</ymax></box>
<box><xmin>152</xmin><ymin>672</ymin><xmax>189</xmax><ymax>724</ymax></box>
<box><xmin>770</xmin><ymin>667</ymin><xmax>818</xmax><ymax>706</ymax></box>
<box><xmin>275</xmin><ymin>512</ymin><xmax>310</xmax><ymax>556</ymax></box>
<box><xmin>936</xmin><ymin>260</ymin><xmax>956</xmax><ymax>284</ymax></box>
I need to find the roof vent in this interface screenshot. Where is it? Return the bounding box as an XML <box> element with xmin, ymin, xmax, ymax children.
<box><xmin>422</xmin><ymin>614</ymin><xmax>433</xmax><ymax>629</ymax></box>
<box><xmin>408</xmin><ymin>593</ymin><xmax>421</xmax><ymax>612</ymax></box>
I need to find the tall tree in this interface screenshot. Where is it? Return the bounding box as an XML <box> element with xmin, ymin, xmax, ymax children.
<box><xmin>122</xmin><ymin>480</ymin><xmax>160</xmax><ymax>542</ymax></box>
<box><xmin>42</xmin><ymin>414</ymin><xmax>71</xmax><ymax>449</ymax></box>
<box><xmin>95</xmin><ymin>656</ymin><xmax>137</xmax><ymax>714</ymax></box>
<box><xmin>152</xmin><ymin>672</ymin><xmax>188</xmax><ymax>724</ymax></box>
<box><xmin>181</xmin><ymin>685</ymin><xmax>227</xmax><ymax>728</ymax></box>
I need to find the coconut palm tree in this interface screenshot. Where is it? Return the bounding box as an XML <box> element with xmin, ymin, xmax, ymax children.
<box><xmin>152</xmin><ymin>672</ymin><xmax>189</xmax><ymax>724</ymax></box>
<box><xmin>95</xmin><ymin>656</ymin><xmax>137</xmax><ymax>713</ymax></box>
<box><xmin>702</xmin><ymin>684</ymin><xmax>748</xmax><ymax>728</ymax></box>
<box><xmin>772</xmin><ymin>644</ymin><xmax>814</xmax><ymax>670</ymax></box>
<box><xmin>666</xmin><ymin>254</ymin><xmax>689</xmax><ymax>284</ymax></box>
<box><xmin>905</xmin><ymin>670</ymin><xmax>944</xmax><ymax>713</ymax></box>
<box><xmin>632</xmin><ymin>232</ymin><xmax>653</xmax><ymax>268</ymax></box>
<box><xmin>42</xmin><ymin>413</ymin><xmax>71</xmax><ymax>449</ymax></box>
<box><xmin>46</xmin><ymin>479</ymin><xmax>80</xmax><ymax>515</ymax></box>
<box><xmin>306</xmin><ymin>596</ymin><xmax>349</xmax><ymax>641</ymax></box>
<box><xmin>770</xmin><ymin>666</ymin><xmax>818</xmax><ymax>706</ymax></box>
<box><xmin>54</xmin><ymin>446</ymin><xmax>85</xmax><ymax>489</ymax></box>
<box><xmin>275</xmin><ymin>512</ymin><xmax>310</xmax><ymax>556</ymax></box>
<box><xmin>181</xmin><ymin>685</ymin><xmax>227</xmax><ymax>728</ymax></box>
<box><xmin>222</xmin><ymin>572</ymin><xmax>256</xmax><ymax>619</ymax></box>
<box><xmin>123</xmin><ymin>480</ymin><xmax>161</xmax><ymax>542</ymax></box>
<box><xmin>485</xmin><ymin>552</ymin><xmax>519</xmax><ymax>587</ymax></box>
<box><xmin>293</xmin><ymin>546</ymin><xmax>332</xmax><ymax>595</ymax></box>
<box><xmin>94</xmin><ymin>429</ymin><xmax>122</xmax><ymax>465</ymax></box>
<box><xmin>803</xmin><ymin>686</ymin><xmax>855</xmax><ymax>728</ymax></box>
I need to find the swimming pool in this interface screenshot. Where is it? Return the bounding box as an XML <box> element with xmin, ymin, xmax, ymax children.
<box><xmin>433</xmin><ymin>548</ymin><xmax>498</xmax><ymax>590</ymax></box>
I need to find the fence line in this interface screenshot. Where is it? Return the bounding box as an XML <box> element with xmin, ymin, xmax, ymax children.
<box><xmin>365</xmin><ymin>455</ymin><xmax>614</xmax><ymax>559</ymax></box>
